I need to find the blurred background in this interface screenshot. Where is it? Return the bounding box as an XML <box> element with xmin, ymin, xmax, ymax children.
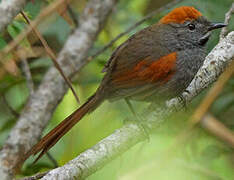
<box><xmin>0</xmin><ymin>0</ymin><xmax>234</xmax><ymax>179</ymax></box>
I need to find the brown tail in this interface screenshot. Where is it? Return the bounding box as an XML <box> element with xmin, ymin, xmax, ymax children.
<box><xmin>25</xmin><ymin>93</ymin><xmax>103</xmax><ymax>163</ymax></box>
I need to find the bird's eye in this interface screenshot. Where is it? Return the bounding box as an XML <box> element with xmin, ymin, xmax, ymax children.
<box><xmin>188</xmin><ymin>23</ymin><xmax>195</xmax><ymax>30</ymax></box>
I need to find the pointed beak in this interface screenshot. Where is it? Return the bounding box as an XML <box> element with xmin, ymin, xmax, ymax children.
<box><xmin>208</xmin><ymin>23</ymin><xmax>227</xmax><ymax>31</ymax></box>
<box><xmin>199</xmin><ymin>23</ymin><xmax>227</xmax><ymax>46</ymax></box>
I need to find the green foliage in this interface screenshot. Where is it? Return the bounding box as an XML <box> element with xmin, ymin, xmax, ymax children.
<box><xmin>0</xmin><ymin>0</ymin><xmax>233</xmax><ymax>179</ymax></box>
<box><xmin>0</xmin><ymin>36</ymin><xmax>7</xmax><ymax>49</ymax></box>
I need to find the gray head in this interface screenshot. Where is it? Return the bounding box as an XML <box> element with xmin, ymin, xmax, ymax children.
<box><xmin>159</xmin><ymin>6</ymin><xmax>226</xmax><ymax>48</ymax></box>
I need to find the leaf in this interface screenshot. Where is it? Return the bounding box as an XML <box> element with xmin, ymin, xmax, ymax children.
<box><xmin>0</xmin><ymin>36</ymin><xmax>7</xmax><ymax>49</ymax></box>
<box><xmin>7</xmin><ymin>20</ymin><xmax>33</xmax><ymax>52</ymax></box>
<box><xmin>0</xmin><ymin>117</ymin><xmax>17</xmax><ymax>133</ymax></box>
<box><xmin>0</xmin><ymin>74</ymin><xmax>24</xmax><ymax>93</ymax></box>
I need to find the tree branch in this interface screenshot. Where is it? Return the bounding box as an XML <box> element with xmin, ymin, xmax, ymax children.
<box><xmin>201</xmin><ymin>114</ymin><xmax>234</xmax><ymax>148</ymax></box>
<box><xmin>0</xmin><ymin>0</ymin><xmax>28</xmax><ymax>32</ymax></box>
<box><xmin>0</xmin><ymin>0</ymin><xmax>117</xmax><ymax>179</ymax></box>
<box><xmin>21</xmin><ymin>58</ymin><xmax>34</xmax><ymax>96</ymax></box>
<box><xmin>39</xmin><ymin>31</ymin><xmax>234</xmax><ymax>180</ymax></box>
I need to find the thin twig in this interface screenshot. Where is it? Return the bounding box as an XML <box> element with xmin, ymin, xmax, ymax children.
<box><xmin>21</xmin><ymin>55</ymin><xmax>63</xmax><ymax>169</ymax></box>
<box><xmin>67</xmin><ymin>4</ymin><xmax>78</xmax><ymax>27</ymax></box>
<box><xmin>87</xmin><ymin>0</ymin><xmax>184</xmax><ymax>62</ymax></box>
<box><xmin>220</xmin><ymin>2</ymin><xmax>234</xmax><ymax>39</ymax></box>
<box><xmin>21</xmin><ymin>58</ymin><xmax>34</xmax><ymax>96</ymax></box>
<box><xmin>201</xmin><ymin>114</ymin><xmax>234</xmax><ymax>148</ymax></box>
<box><xmin>20</xmin><ymin>11</ymin><xmax>80</xmax><ymax>104</ymax></box>
<box><xmin>56</xmin><ymin>0</ymin><xmax>76</xmax><ymax>27</ymax></box>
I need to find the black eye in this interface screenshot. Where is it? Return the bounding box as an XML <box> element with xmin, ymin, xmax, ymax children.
<box><xmin>188</xmin><ymin>23</ymin><xmax>195</xmax><ymax>30</ymax></box>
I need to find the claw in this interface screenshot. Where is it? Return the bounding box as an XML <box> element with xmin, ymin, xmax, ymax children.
<box><xmin>178</xmin><ymin>95</ymin><xmax>187</xmax><ymax>111</ymax></box>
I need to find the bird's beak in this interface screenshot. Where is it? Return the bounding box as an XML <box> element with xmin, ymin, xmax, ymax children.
<box><xmin>198</xmin><ymin>23</ymin><xmax>227</xmax><ymax>46</ymax></box>
<box><xmin>208</xmin><ymin>23</ymin><xmax>227</xmax><ymax>31</ymax></box>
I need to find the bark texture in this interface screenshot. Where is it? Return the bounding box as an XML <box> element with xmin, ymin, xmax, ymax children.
<box><xmin>0</xmin><ymin>0</ymin><xmax>117</xmax><ymax>179</ymax></box>
<box><xmin>0</xmin><ymin>0</ymin><xmax>28</xmax><ymax>32</ymax></box>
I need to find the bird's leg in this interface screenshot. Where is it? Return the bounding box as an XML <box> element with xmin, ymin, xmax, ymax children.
<box><xmin>124</xmin><ymin>98</ymin><xmax>150</xmax><ymax>141</ymax></box>
<box><xmin>125</xmin><ymin>98</ymin><xmax>137</xmax><ymax>116</ymax></box>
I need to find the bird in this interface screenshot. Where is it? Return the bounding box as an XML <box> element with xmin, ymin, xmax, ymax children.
<box><xmin>25</xmin><ymin>6</ymin><xmax>226</xmax><ymax>163</ymax></box>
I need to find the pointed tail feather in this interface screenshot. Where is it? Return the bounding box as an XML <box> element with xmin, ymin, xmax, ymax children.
<box><xmin>25</xmin><ymin>93</ymin><xmax>103</xmax><ymax>163</ymax></box>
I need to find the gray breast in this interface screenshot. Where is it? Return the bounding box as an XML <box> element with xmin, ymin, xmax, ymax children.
<box><xmin>168</xmin><ymin>47</ymin><xmax>207</xmax><ymax>95</ymax></box>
